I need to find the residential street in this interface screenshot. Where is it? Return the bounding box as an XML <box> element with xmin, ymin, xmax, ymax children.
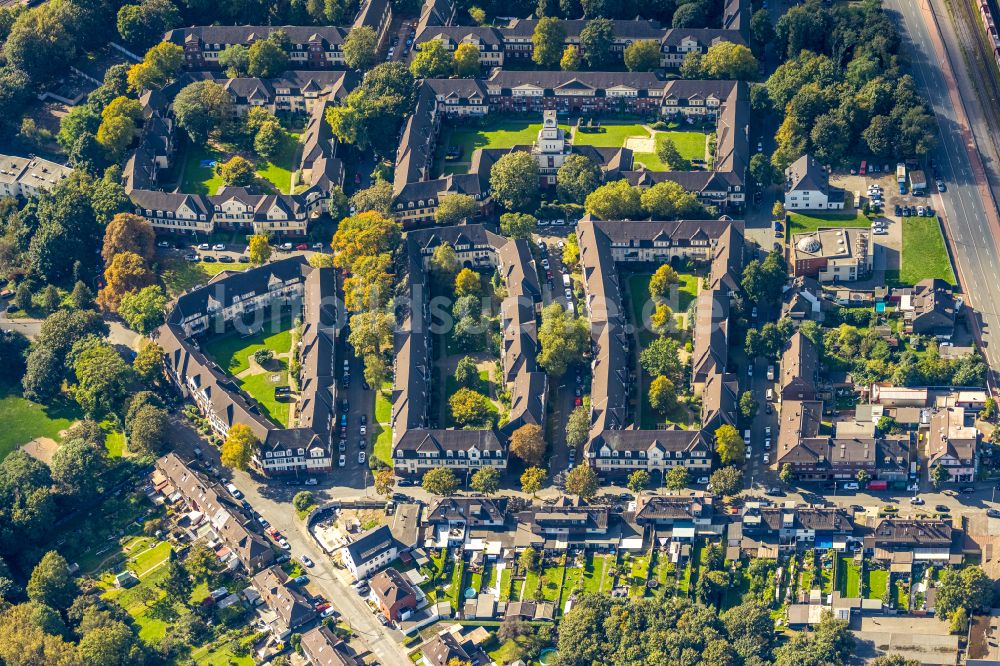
<box><xmin>167</xmin><ymin>417</ymin><xmax>411</xmax><ymax>666</ymax></box>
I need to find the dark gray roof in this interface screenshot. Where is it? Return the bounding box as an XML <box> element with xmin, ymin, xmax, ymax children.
<box><xmin>165</xmin><ymin>25</ymin><xmax>348</xmax><ymax>48</ymax></box>
<box><xmin>344</xmin><ymin>525</ymin><xmax>396</xmax><ymax>564</ymax></box>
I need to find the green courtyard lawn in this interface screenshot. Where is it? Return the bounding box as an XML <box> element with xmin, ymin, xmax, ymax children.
<box><xmin>160</xmin><ymin>255</ymin><xmax>248</xmax><ymax>297</ymax></box>
<box><xmin>626</xmin><ymin>272</ymin><xmax>700</xmax><ymax>339</ymax></box>
<box><xmin>893</xmin><ymin>578</ymin><xmax>909</xmax><ymax>610</ymax></box>
<box><xmin>202</xmin><ymin>317</ymin><xmax>294</xmax><ymax>376</ymax></box>
<box><xmin>523</xmin><ymin>568</ymin><xmax>540</xmax><ymax>600</ymax></box>
<box><xmin>633</xmin><ymin>131</ymin><xmax>707</xmax><ymax>171</ymax></box>
<box><xmin>437</xmin><ymin>119</ymin><xmax>573</xmax><ymax>172</ymax></box>
<box><xmin>237</xmin><ymin>364</ymin><xmax>291</xmax><ymax>426</ymax></box>
<box><xmin>572</xmin><ymin>121</ymin><xmax>649</xmax><ymax>148</ymax></box>
<box><xmin>865</xmin><ymin>568</ymin><xmax>889</xmax><ymax>601</ymax></box>
<box><xmin>201</xmin><ymin>316</ymin><xmax>294</xmax><ymax>426</ymax></box>
<box><xmin>129</xmin><ymin>540</ymin><xmax>172</xmax><ymax>577</ymax></box>
<box><xmin>373</xmin><ymin>425</ymin><xmax>392</xmax><ymax>467</ymax></box>
<box><xmin>0</xmin><ymin>381</ymin><xmax>82</xmax><ymax>461</ymax></box>
<box><xmin>190</xmin><ymin>639</ymin><xmax>255</xmax><ymax>666</ymax></box>
<box><xmin>179</xmin><ymin>133</ymin><xmax>302</xmax><ymax>196</ymax></box>
<box><xmin>899</xmin><ymin>216</ymin><xmax>956</xmax><ymax>286</ymax></box>
<box><xmin>788</xmin><ymin>211</ymin><xmax>872</xmax><ymax>235</ymax></box>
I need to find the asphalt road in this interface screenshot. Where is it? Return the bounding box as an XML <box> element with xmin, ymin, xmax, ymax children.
<box><xmin>885</xmin><ymin>0</ymin><xmax>1000</xmax><ymax>379</ymax></box>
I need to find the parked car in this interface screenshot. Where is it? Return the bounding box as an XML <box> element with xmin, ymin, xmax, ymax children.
<box><xmin>277</xmin><ymin>538</ymin><xmax>290</xmax><ymax>550</ymax></box>
<box><xmin>960</xmin><ymin>486</ymin><xmax>976</xmax><ymax>494</ymax></box>
<box><xmin>212</xmin><ymin>243</ymin><xmax>225</xmax><ymax>251</ymax></box>
<box><xmin>219</xmin><ymin>255</ymin><xmax>234</xmax><ymax>263</ymax></box>
<box><xmin>198</xmin><ymin>243</ymin><xmax>210</xmax><ymax>250</ymax></box>
<box><xmin>280</xmin><ymin>242</ymin><xmax>293</xmax><ymax>250</ymax></box>
<box><xmin>305</xmin><ymin>477</ymin><xmax>318</xmax><ymax>486</ymax></box>
<box><xmin>301</xmin><ymin>556</ymin><xmax>314</xmax><ymax>567</ymax></box>
<box><xmin>292</xmin><ymin>575</ymin><xmax>309</xmax><ymax>585</ymax></box>
<box><xmin>157</xmin><ymin>241</ymin><xmax>170</xmax><ymax>248</ymax></box>
<box><xmin>909</xmin><ymin>496</ymin><xmax>925</xmax><ymax>505</ymax></box>
<box><xmin>321</xmin><ymin>607</ymin><xmax>337</xmax><ymax>618</ymax></box>
<box><xmin>987</xmin><ymin>508</ymin><xmax>1000</xmax><ymax>518</ymax></box>
<box><xmin>935</xmin><ymin>504</ymin><xmax>950</xmax><ymax>513</ymax></box>
<box><xmin>358</xmin><ymin>451</ymin><xmax>367</xmax><ymax>464</ymax></box>
<box><xmin>338</xmin><ymin>454</ymin><xmax>346</xmax><ymax>467</ymax></box>
<box><xmin>842</xmin><ymin>482</ymin><xmax>859</xmax><ymax>490</ymax></box>
<box><xmin>296</xmin><ymin>243</ymin><xmax>309</xmax><ymax>250</ymax></box>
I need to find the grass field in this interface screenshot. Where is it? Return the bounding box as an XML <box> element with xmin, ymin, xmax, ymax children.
<box><xmin>540</xmin><ymin>564</ymin><xmax>564</xmax><ymax>601</ymax></box>
<box><xmin>439</xmin><ymin>120</ymin><xmax>573</xmax><ymax>163</ymax></box>
<box><xmin>179</xmin><ymin>133</ymin><xmax>301</xmax><ymax>196</ymax></box>
<box><xmin>633</xmin><ymin>132</ymin><xmax>707</xmax><ymax>170</ymax></box>
<box><xmin>788</xmin><ymin>212</ymin><xmax>871</xmax><ymax>235</ymax></box>
<box><xmin>160</xmin><ymin>256</ymin><xmax>248</xmax><ymax>297</ymax></box>
<box><xmin>0</xmin><ymin>381</ymin><xmax>82</xmax><ymax>461</ymax></box>
<box><xmin>900</xmin><ymin>216</ymin><xmax>956</xmax><ymax>286</ymax></box>
<box><xmin>626</xmin><ymin>272</ymin><xmax>699</xmax><ymax>337</ymax></box>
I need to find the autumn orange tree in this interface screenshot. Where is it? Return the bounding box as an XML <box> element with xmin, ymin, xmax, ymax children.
<box><xmin>97</xmin><ymin>251</ymin><xmax>155</xmax><ymax>311</ymax></box>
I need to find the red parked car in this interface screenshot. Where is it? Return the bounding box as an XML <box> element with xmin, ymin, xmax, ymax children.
<box><xmin>296</xmin><ymin>243</ymin><xmax>309</xmax><ymax>250</ymax></box>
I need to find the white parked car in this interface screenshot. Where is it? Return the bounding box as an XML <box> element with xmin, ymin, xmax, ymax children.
<box><xmin>763</xmin><ymin>453</ymin><xmax>770</xmax><ymax>464</ymax></box>
<box><xmin>304</xmin><ymin>477</ymin><xmax>318</xmax><ymax>486</ymax></box>
<box><xmin>212</xmin><ymin>243</ymin><xmax>225</xmax><ymax>251</ymax></box>
<box><xmin>909</xmin><ymin>496</ymin><xmax>925</xmax><ymax>505</ymax></box>
<box><xmin>198</xmin><ymin>243</ymin><xmax>210</xmax><ymax>250</ymax></box>
<box><xmin>360</xmin><ymin>424</ymin><xmax>367</xmax><ymax>435</ymax></box>
<box><xmin>280</xmin><ymin>242</ymin><xmax>293</xmax><ymax>250</ymax></box>
<box><xmin>301</xmin><ymin>555</ymin><xmax>314</xmax><ymax>567</ymax></box>
<box><xmin>278</xmin><ymin>538</ymin><xmax>291</xmax><ymax>550</ymax></box>
<box><xmin>358</xmin><ymin>451</ymin><xmax>367</xmax><ymax>464</ymax></box>
<box><xmin>338</xmin><ymin>454</ymin><xmax>346</xmax><ymax>467</ymax></box>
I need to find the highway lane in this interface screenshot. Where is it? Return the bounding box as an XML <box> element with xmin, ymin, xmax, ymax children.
<box><xmin>886</xmin><ymin>0</ymin><xmax>1000</xmax><ymax>379</ymax></box>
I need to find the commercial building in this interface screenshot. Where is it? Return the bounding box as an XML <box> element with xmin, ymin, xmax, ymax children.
<box><xmin>0</xmin><ymin>154</ymin><xmax>72</xmax><ymax>198</ymax></box>
<box><xmin>791</xmin><ymin>228</ymin><xmax>873</xmax><ymax>283</ymax></box>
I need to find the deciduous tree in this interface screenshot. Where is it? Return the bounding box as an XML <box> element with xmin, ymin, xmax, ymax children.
<box><xmin>640</xmin><ymin>180</ymin><xmax>701</xmax><ymax>218</ymax></box>
<box><xmin>248</xmin><ymin>234</ymin><xmax>272</xmax><ymax>265</ymax></box>
<box><xmin>564</xmin><ymin>464</ymin><xmax>598</xmax><ymax>499</ymax></box>
<box><xmin>248</xmin><ymin>36</ymin><xmax>289</xmax><ymax>77</ymax></box>
<box><xmin>714</xmin><ymin>424</ymin><xmax>745</xmax><ymax>466</ymax></box>
<box><xmin>560</xmin><ymin>45</ymin><xmax>581</xmax><ymax>70</ymax></box>
<box><xmin>624</xmin><ymin>40</ymin><xmax>661</xmax><ymax>72</ymax></box>
<box><xmin>217</xmin><ymin>156</ymin><xmax>256</xmax><ymax>187</ymax></box>
<box><xmin>27</xmin><ymin>551</ymin><xmax>77</xmax><ymax>610</ymax></box>
<box><xmin>343</xmin><ymin>26</ymin><xmax>378</xmax><ymax>70</ymax></box>
<box><xmin>173</xmin><ymin>80</ymin><xmax>234</xmax><ymax>142</ymax></box>
<box><xmin>629</xmin><ymin>469</ymin><xmax>652</xmax><ymax>492</ymax></box>
<box><xmin>471</xmin><ymin>467</ymin><xmax>501</xmax><ymax>495</ymax></box>
<box><xmin>648</xmin><ymin>375</ymin><xmax>675</xmax><ymax>414</ymax></box>
<box><xmin>449</xmin><ymin>388</ymin><xmax>495</xmax><ymax>428</ymax></box>
<box><xmin>538</xmin><ymin>303</ymin><xmax>589</xmax><ymax>376</ymax></box>
<box><xmin>710</xmin><ymin>465</ymin><xmax>743</xmax><ymax>496</ymax></box>
<box><xmin>532</xmin><ymin>17</ymin><xmax>566</xmax><ymax>68</ymax></box>
<box><xmin>118</xmin><ymin>285</ymin><xmax>167</xmax><ymax>334</ymax></box>
<box><xmin>221</xmin><ymin>423</ymin><xmax>258</xmax><ymax>470</ymax></box>
<box><xmin>499</xmin><ymin>213</ymin><xmax>537</xmax><ymax>240</ymax></box>
<box><xmin>73</xmin><ymin>343</ymin><xmax>134</xmax><ymax>417</ymax></box>
<box><xmin>98</xmin><ymin>251</ymin><xmax>155</xmax><ymax>312</ymax></box>
<box><xmin>410</xmin><ymin>39</ymin><xmax>452</xmax><ymax>78</ymax></box>
<box><xmin>701</xmin><ymin>42</ymin><xmax>759</xmax><ymax>79</ymax></box>
<box><xmin>422</xmin><ymin>467</ymin><xmax>460</xmax><ymax>495</ymax></box>
<box><xmin>556</xmin><ymin>154</ymin><xmax>601</xmax><ymax>204</ymax></box>
<box><xmin>102</xmin><ymin>213</ymin><xmax>155</xmax><ymax>265</ymax></box>
<box><xmin>520</xmin><ymin>466</ymin><xmax>547</xmax><ymax>495</ymax></box>
<box><xmin>580</xmin><ymin>18</ymin><xmax>613</xmax><ymax>68</ymax></box>
<box><xmin>435</xmin><ymin>193</ymin><xmax>478</xmax><ymax>225</ymax></box>
<box><xmin>584</xmin><ymin>180</ymin><xmax>642</xmax><ymax>220</ymax></box>
<box><xmin>453</xmin><ymin>43</ymin><xmax>481</xmax><ymax>77</ymax></box>
<box><xmin>655</xmin><ymin>137</ymin><xmax>691</xmax><ymax>171</ymax></box>
<box><xmin>490</xmin><ymin>152</ymin><xmax>539</xmax><ymax>211</ymax></box>
<box><xmin>510</xmin><ymin>423</ymin><xmax>546</xmax><ymax>466</ymax></box>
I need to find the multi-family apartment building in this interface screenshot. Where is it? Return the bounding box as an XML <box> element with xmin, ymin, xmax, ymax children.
<box><xmin>0</xmin><ymin>154</ymin><xmax>72</xmax><ymax>198</ymax></box>
<box><xmin>391</xmin><ymin>76</ymin><xmax>749</xmax><ymax>225</ymax></box>
<box><xmin>165</xmin><ymin>26</ymin><xmax>349</xmax><ymax>69</ymax></box>
<box><xmin>159</xmin><ymin>257</ymin><xmax>337</xmax><ymax>476</ymax></box>
<box><xmin>576</xmin><ymin>219</ymin><xmax>744</xmax><ymax>482</ymax></box>
<box><xmin>392</xmin><ymin>224</ymin><xmax>545</xmax><ymax>479</ymax></box>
